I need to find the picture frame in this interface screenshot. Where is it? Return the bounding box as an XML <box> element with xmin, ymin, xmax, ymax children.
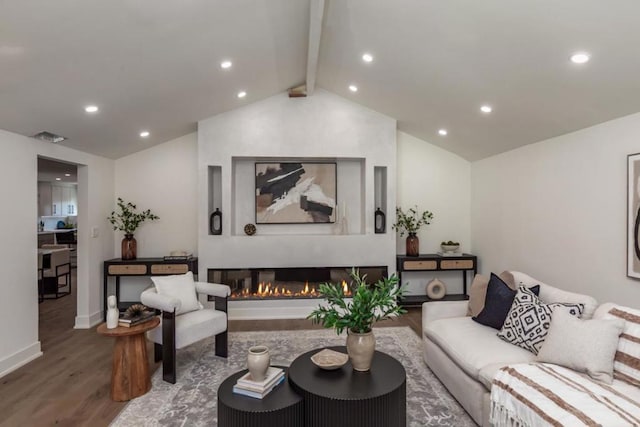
<box><xmin>255</xmin><ymin>162</ymin><xmax>337</xmax><ymax>224</ymax></box>
<box><xmin>627</xmin><ymin>153</ymin><xmax>640</xmax><ymax>278</ymax></box>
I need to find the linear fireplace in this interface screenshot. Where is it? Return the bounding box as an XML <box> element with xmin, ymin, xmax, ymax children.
<box><xmin>208</xmin><ymin>266</ymin><xmax>388</xmax><ymax>300</ymax></box>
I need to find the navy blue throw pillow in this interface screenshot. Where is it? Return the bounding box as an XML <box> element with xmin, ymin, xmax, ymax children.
<box><xmin>472</xmin><ymin>273</ymin><xmax>540</xmax><ymax>330</ymax></box>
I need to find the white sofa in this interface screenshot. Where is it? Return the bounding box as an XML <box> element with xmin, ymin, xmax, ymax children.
<box><xmin>421</xmin><ymin>271</ymin><xmax>599</xmax><ymax>426</ymax></box>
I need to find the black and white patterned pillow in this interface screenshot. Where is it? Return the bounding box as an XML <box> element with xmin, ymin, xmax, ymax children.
<box><xmin>497</xmin><ymin>286</ymin><xmax>584</xmax><ymax>354</ymax></box>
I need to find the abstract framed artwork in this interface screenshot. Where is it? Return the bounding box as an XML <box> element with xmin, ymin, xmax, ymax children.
<box><xmin>255</xmin><ymin>162</ymin><xmax>336</xmax><ymax>224</ymax></box>
<box><xmin>628</xmin><ymin>153</ymin><xmax>640</xmax><ymax>278</ymax></box>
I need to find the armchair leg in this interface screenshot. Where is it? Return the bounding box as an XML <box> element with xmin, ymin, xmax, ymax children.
<box><xmin>162</xmin><ymin>311</ymin><xmax>177</xmax><ymax>384</ymax></box>
<box><xmin>154</xmin><ymin>343</ymin><xmax>162</xmax><ymax>362</ymax></box>
<box><xmin>215</xmin><ymin>331</ymin><xmax>228</xmax><ymax>358</ymax></box>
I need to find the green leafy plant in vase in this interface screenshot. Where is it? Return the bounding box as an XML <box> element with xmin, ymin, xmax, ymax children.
<box><xmin>308</xmin><ymin>268</ymin><xmax>407</xmax><ymax>371</ymax></box>
<box><xmin>393</xmin><ymin>206</ymin><xmax>434</xmax><ymax>256</ymax></box>
<box><xmin>107</xmin><ymin>197</ymin><xmax>159</xmax><ymax>260</ymax></box>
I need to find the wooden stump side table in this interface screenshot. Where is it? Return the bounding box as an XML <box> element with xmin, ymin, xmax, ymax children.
<box><xmin>97</xmin><ymin>317</ymin><xmax>160</xmax><ymax>402</ymax></box>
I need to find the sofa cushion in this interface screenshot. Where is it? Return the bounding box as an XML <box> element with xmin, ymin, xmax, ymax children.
<box><xmin>509</xmin><ymin>271</ymin><xmax>598</xmax><ymax>319</ymax></box>
<box><xmin>536</xmin><ymin>309</ymin><xmax>624</xmax><ymax>383</ymax></box>
<box><xmin>424</xmin><ymin>316</ymin><xmax>535</xmax><ymax>381</ymax></box>
<box><xmin>498</xmin><ymin>286</ymin><xmax>584</xmax><ymax>354</ymax></box>
<box><xmin>467</xmin><ymin>271</ymin><xmax>516</xmax><ymax>317</ymax></box>
<box><xmin>473</xmin><ymin>273</ymin><xmax>540</xmax><ymax>330</ymax></box>
<box><xmin>596</xmin><ymin>303</ymin><xmax>640</xmax><ymax>387</ymax></box>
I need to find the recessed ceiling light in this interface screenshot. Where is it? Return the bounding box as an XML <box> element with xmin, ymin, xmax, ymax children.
<box><xmin>237</xmin><ymin>91</ymin><xmax>247</xmax><ymax>98</ymax></box>
<box><xmin>348</xmin><ymin>85</ymin><xmax>358</xmax><ymax>92</ymax></box>
<box><xmin>438</xmin><ymin>129</ymin><xmax>448</xmax><ymax>136</ymax></box>
<box><xmin>55</xmin><ymin>177</ymin><xmax>61</xmax><ymax>181</ymax></box>
<box><xmin>139</xmin><ymin>131</ymin><xmax>150</xmax><ymax>138</ymax></box>
<box><xmin>480</xmin><ymin>105</ymin><xmax>493</xmax><ymax>113</ymax></box>
<box><xmin>570</xmin><ymin>52</ymin><xmax>590</xmax><ymax>64</ymax></box>
<box><xmin>362</xmin><ymin>53</ymin><xmax>373</xmax><ymax>63</ymax></box>
<box><xmin>220</xmin><ymin>60</ymin><xmax>232</xmax><ymax>69</ymax></box>
<box><xmin>64</xmin><ymin>173</ymin><xmax>71</xmax><ymax>177</ymax></box>
<box><xmin>85</xmin><ymin>105</ymin><xmax>99</xmax><ymax>113</ymax></box>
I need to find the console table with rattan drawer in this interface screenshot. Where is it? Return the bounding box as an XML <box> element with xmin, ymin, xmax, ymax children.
<box><xmin>103</xmin><ymin>257</ymin><xmax>198</xmax><ymax>320</ymax></box>
<box><xmin>396</xmin><ymin>254</ymin><xmax>477</xmax><ymax>307</ymax></box>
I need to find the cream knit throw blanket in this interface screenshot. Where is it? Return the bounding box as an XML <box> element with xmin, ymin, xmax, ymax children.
<box><xmin>490</xmin><ymin>363</ymin><xmax>640</xmax><ymax>427</ymax></box>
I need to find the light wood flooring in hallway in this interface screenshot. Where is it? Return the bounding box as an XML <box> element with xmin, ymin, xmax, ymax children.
<box><xmin>0</xmin><ymin>273</ymin><xmax>422</xmax><ymax>426</ymax></box>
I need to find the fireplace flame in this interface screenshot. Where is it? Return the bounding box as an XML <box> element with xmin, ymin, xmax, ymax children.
<box><xmin>342</xmin><ymin>280</ymin><xmax>351</xmax><ymax>296</ymax></box>
<box><xmin>230</xmin><ymin>279</ymin><xmax>351</xmax><ymax>299</ymax></box>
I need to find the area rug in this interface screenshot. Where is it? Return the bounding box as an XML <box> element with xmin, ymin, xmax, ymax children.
<box><xmin>111</xmin><ymin>327</ymin><xmax>474</xmax><ymax>426</ymax></box>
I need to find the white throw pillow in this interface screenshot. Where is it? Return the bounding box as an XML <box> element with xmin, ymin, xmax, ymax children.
<box><xmin>536</xmin><ymin>310</ymin><xmax>624</xmax><ymax>384</ymax></box>
<box><xmin>151</xmin><ymin>271</ymin><xmax>200</xmax><ymax>315</ymax></box>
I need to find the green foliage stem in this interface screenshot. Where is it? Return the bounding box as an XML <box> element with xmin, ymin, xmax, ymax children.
<box><xmin>392</xmin><ymin>205</ymin><xmax>434</xmax><ymax>237</ymax></box>
<box><xmin>307</xmin><ymin>268</ymin><xmax>407</xmax><ymax>335</ymax></box>
<box><xmin>107</xmin><ymin>197</ymin><xmax>159</xmax><ymax>235</ymax></box>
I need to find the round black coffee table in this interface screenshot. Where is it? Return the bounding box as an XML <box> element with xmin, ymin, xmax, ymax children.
<box><xmin>217</xmin><ymin>366</ymin><xmax>303</xmax><ymax>427</ymax></box>
<box><xmin>288</xmin><ymin>346</ymin><xmax>406</xmax><ymax>427</ymax></box>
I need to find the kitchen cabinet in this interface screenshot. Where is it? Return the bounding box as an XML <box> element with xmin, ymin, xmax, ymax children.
<box><xmin>51</xmin><ymin>184</ymin><xmax>77</xmax><ymax>215</ymax></box>
<box><xmin>38</xmin><ymin>181</ymin><xmax>52</xmax><ymax>216</ymax></box>
<box><xmin>51</xmin><ymin>185</ymin><xmax>63</xmax><ymax>215</ymax></box>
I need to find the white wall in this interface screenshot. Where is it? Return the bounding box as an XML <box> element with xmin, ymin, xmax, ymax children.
<box><xmin>396</xmin><ymin>131</ymin><xmax>472</xmax><ymax>294</ymax></box>
<box><xmin>0</xmin><ymin>129</ymin><xmax>114</xmax><ymax>378</ymax></box>
<box><xmin>198</xmin><ymin>90</ymin><xmax>397</xmax><ymax>318</ymax></box>
<box><xmin>471</xmin><ymin>112</ymin><xmax>640</xmax><ymax>307</ymax></box>
<box><xmin>113</xmin><ymin>133</ymin><xmax>198</xmax><ymax>300</ymax></box>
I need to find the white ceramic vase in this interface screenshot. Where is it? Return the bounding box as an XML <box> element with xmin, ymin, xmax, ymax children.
<box><xmin>346</xmin><ymin>330</ymin><xmax>375</xmax><ymax>371</ymax></box>
<box><xmin>106</xmin><ymin>295</ymin><xmax>119</xmax><ymax>329</ymax></box>
<box><xmin>247</xmin><ymin>345</ymin><xmax>270</xmax><ymax>381</ymax></box>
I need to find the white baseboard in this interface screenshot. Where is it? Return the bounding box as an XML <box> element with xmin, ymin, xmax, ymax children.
<box><xmin>0</xmin><ymin>342</ymin><xmax>42</xmax><ymax>379</ymax></box>
<box><xmin>74</xmin><ymin>310</ymin><xmax>103</xmax><ymax>329</ymax></box>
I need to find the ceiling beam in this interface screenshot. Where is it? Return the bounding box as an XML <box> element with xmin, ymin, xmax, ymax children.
<box><xmin>305</xmin><ymin>0</ymin><xmax>325</xmax><ymax>96</ymax></box>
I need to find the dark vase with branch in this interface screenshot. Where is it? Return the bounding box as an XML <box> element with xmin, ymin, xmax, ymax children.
<box><xmin>107</xmin><ymin>198</ymin><xmax>159</xmax><ymax>260</ymax></box>
<box><xmin>392</xmin><ymin>206</ymin><xmax>434</xmax><ymax>256</ymax></box>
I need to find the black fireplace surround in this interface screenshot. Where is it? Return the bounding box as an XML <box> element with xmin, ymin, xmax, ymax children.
<box><xmin>208</xmin><ymin>266</ymin><xmax>388</xmax><ymax>300</ymax></box>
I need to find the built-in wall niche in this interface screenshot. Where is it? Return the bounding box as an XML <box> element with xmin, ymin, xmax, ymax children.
<box><xmin>208</xmin><ymin>165</ymin><xmax>222</xmax><ymax>235</ymax></box>
<box><xmin>374</xmin><ymin>166</ymin><xmax>388</xmax><ymax>233</ymax></box>
<box><xmin>230</xmin><ymin>157</ymin><xmax>366</xmax><ymax>236</ymax></box>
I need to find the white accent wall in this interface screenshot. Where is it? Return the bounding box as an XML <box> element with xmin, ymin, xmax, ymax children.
<box><xmin>198</xmin><ymin>90</ymin><xmax>397</xmax><ymax>319</ymax></box>
<box><xmin>396</xmin><ymin>131</ymin><xmax>472</xmax><ymax>295</ymax></box>
<box><xmin>113</xmin><ymin>133</ymin><xmax>198</xmax><ymax>300</ymax></box>
<box><xmin>0</xmin><ymin>129</ymin><xmax>114</xmax><ymax>378</ymax></box>
<box><xmin>471</xmin><ymin>111</ymin><xmax>640</xmax><ymax>307</ymax></box>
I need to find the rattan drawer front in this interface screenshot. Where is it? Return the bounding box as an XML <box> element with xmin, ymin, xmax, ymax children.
<box><xmin>441</xmin><ymin>260</ymin><xmax>474</xmax><ymax>270</ymax></box>
<box><xmin>403</xmin><ymin>260</ymin><xmax>437</xmax><ymax>270</ymax></box>
<box><xmin>108</xmin><ymin>264</ymin><xmax>147</xmax><ymax>275</ymax></box>
<box><xmin>150</xmin><ymin>264</ymin><xmax>189</xmax><ymax>275</ymax></box>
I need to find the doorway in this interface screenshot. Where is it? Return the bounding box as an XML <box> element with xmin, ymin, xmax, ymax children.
<box><xmin>37</xmin><ymin>157</ymin><xmax>79</xmax><ymax>347</ymax></box>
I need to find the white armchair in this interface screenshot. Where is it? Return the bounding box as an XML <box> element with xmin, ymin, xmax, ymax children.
<box><xmin>141</xmin><ymin>273</ymin><xmax>230</xmax><ymax>384</ymax></box>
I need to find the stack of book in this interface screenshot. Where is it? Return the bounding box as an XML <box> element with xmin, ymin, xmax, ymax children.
<box><xmin>163</xmin><ymin>252</ymin><xmax>193</xmax><ymax>261</ymax></box>
<box><xmin>118</xmin><ymin>310</ymin><xmax>156</xmax><ymax>328</ymax></box>
<box><xmin>232</xmin><ymin>367</ymin><xmax>285</xmax><ymax>399</ymax></box>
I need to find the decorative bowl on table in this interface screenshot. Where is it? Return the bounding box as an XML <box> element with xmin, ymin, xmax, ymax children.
<box><xmin>310</xmin><ymin>348</ymin><xmax>349</xmax><ymax>370</ymax></box>
<box><xmin>440</xmin><ymin>242</ymin><xmax>460</xmax><ymax>253</ymax></box>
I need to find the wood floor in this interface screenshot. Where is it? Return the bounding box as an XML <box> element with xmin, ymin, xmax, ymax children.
<box><xmin>0</xmin><ymin>273</ymin><xmax>422</xmax><ymax>426</ymax></box>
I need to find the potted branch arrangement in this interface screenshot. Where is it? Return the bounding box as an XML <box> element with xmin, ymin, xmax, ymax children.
<box><xmin>308</xmin><ymin>269</ymin><xmax>406</xmax><ymax>371</ymax></box>
<box><xmin>108</xmin><ymin>197</ymin><xmax>159</xmax><ymax>260</ymax></box>
<box><xmin>392</xmin><ymin>206</ymin><xmax>434</xmax><ymax>256</ymax></box>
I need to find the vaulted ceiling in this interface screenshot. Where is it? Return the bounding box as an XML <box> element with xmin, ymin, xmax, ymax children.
<box><xmin>2</xmin><ymin>0</ymin><xmax>640</xmax><ymax>160</ymax></box>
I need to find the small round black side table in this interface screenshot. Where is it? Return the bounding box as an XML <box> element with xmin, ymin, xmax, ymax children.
<box><xmin>288</xmin><ymin>346</ymin><xmax>406</xmax><ymax>427</ymax></box>
<box><xmin>217</xmin><ymin>366</ymin><xmax>303</xmax><ymax>427</ymax></box>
